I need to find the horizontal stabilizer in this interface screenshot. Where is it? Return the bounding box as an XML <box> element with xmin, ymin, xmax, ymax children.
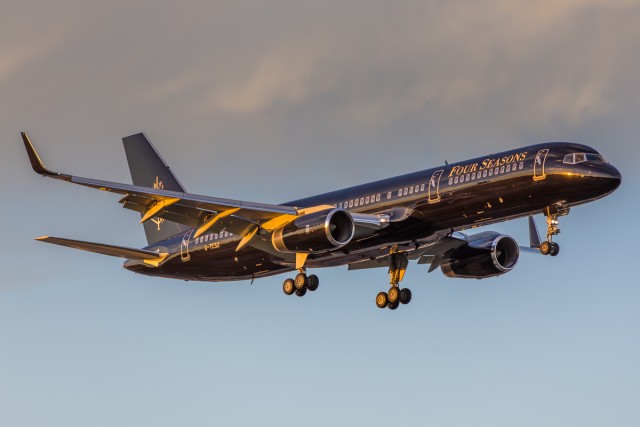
<box><xmin>35</xmin><ymin>236</ymin><xmax>165</xmax><ymax>260</ymax></box>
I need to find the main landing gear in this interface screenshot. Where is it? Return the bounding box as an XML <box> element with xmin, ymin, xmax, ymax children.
<box><xmin>539</xmin><ymin>204</ymin><xmax>569</xmax><ymax>257</ymax></box>
<box><xmin>376</xmin><ymin>246</ymin><xmax>412</xmax><ymax>310</ymax></box>
<box><xmin>282</xmin><ymin>270</ymin><xmax>319</xmax><ymax>297</ymax></box>
<box><xmin>282</xmin><ymin>253</ymin><xmax>319</xmax><ymax>298</ymax></box>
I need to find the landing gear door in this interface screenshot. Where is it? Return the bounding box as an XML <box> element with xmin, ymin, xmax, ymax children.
<box><xmin>428</xmin><ymin>170</ymin><xmax>444</xmax><ymax>204</ymax></box>
<box><xmin>181</xmin><ymin>230</ymin><xmax>193</xmax><ymax>262</ymax></box>
<box><xmin>534</xmin><ymin>149</ymin><xmax>549</xmax><ymax>181</ymax></box>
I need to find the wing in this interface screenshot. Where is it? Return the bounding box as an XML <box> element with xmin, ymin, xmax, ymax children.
<box><xmin>348</xmin><ymin>232</ymin><xmax>469</xmax><ymax>272</ymax></box>
<box><xmin>349</xmin><ymin>219</ymin><xmax>544</xmax><ymax>273</ymax></box>
<box><xmin>23</xmin><ymin>133</ymin><xmax>388</xmax><ymax>250</ymax></box>
<box><xmin>23</xmin><ymin>132</ymin><xmax>298</xmax><ymax>232</ymax></box>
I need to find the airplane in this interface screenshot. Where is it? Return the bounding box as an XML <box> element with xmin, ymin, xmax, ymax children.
<box><xmin>22</xmin><ymin>132</ymin><xmax>621</xmax><ymax>310</ymax></box>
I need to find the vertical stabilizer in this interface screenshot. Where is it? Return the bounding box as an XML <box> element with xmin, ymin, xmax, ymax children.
<box><xmin>123</xmin><ymin>133</ymin><xmax>189</xmax><ymax>245</ymax></box>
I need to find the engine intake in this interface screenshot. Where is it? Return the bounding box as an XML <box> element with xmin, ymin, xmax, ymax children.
<box><xmin>441</xmin><ymin>233</ymin><xmax>520</xmax><ymax>279</ymax></box>
<box><xmin>272</xmin><ymin>208</ymin><xmax>355</xmax><ymax>253</ymax></box>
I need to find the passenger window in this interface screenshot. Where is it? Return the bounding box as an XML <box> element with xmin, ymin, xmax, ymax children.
<box><xmin>349</xmin><ymin>200</ymin><xmax>353</xmax><ymax>208</ymax></box>
<box><xmin>519</xmin><ymin>162</ymin><xmax>524</xmax><ymax>170</ymax></box>
<box><xmin>500</xmin><ymin>166</ymin><xmax>505</xmax><ymax>174</ymax></box>
<box><xmin>420</xmin><ymin>184</ymin><xmax>425</xmax><ymax>192</ymax></box>
<box><xmin>506</xmin><ymin>165</ymin><xmax>511</xmax><ymax>172</ymax></box>
<box><xmin>360</xmin><ymin>197</ymin><xmax>364</xmax><ymax>205</ymax></box>
<box><xmin>387</xmin><ymin>192</ymin><xmax>391</xmax><ymax>199</ymax></box>
<box><xmin>398</xmin><ymin>190</ymin><xmax>402</xmax><ymax>197</ymax></box>
<box><xmin>483</xmin><ymin>170</ymin><xmax>487</xmax><ymax>177</ymax></box>
<box><xmin>376</xmin><ymin>194</ymin><xmax>381</xmax><ymax>202</ymax></box>
<box><xmin>403</xmin><ymin>188</ymin><xmax>408</xmax><ymax>196</ymax></box>
<box><xmin>414</xmin><ymin>185</ymin><xmax>419</xmax><ymax>193</ymax></box>
<box><xmin>354</xmin><ymin>199</ymin><xmax>359</xmax><ymax>207</ymax></box>
<box><xmin>465</xmin><ymin>174</ymin><xmax>470</xmax><ymax>181</ymax></box>
<box><xmin>472</xmin><ymin>172</ymin><xmax>476</xmax><ymax>180</ymax></box>
<box><xmin>365</xmin><ymin>196</ymin><xmax>370</xmax><ymax>204</ymax></box>
<box><xmin>205</xmin><ymin>235</ymin><xmax>209</xmax><ymax>242</ymax></box>
<box><xmin>409</xmin><ymin>187</ymin><xmax>414</xmax><ymax>195</ymax></box>
<box><xmin>454</xmin><ymin>176</ymin><xmax>459</xmax><ymax>183</ymax></box>
<box><xmin>449</xmin><ymin>178</ymin><xmax>453</xmax><ymax>185</ymax></box>
<box><xmin>489</xmin><ymin>169</ymin><xmax>493</xmax><ymax>176</ymax></box>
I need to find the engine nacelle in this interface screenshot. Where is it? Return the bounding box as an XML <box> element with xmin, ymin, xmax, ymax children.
<box><xmin>272</xmin><ymin>208</ymin><xmax>355</xmax><ymax>253</ymax></box>
<box><xmin>441</xmin><ymin>232</ymin><xmax>520</xmax><ymax>279</ymax></box>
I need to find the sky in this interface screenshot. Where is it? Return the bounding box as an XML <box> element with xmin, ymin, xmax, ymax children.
<box><xmin>1</xmin><ymin>1</ymin><xmax>639</xmax><ymax>426</ymax></box>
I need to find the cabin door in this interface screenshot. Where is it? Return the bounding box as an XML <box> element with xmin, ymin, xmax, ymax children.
<box><xmin>534</xmin><ymin>149</ymin><xmax>549</xmax><ymax>181</ymax></box>
<box><xmin>181</xmin><ymin>230</ymin><xmax>193</xmax><ymax>262</ymax></box>
<box><xmin>428</xmin><ymin>170</ymin><xmax>444</xmax><ymax>204</ymax></box>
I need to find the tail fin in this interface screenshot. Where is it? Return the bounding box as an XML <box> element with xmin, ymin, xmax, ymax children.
<box><xmin>123</xmin><ymin>133</ymin><xmax>190</xmax><ymax>245</ymax></box>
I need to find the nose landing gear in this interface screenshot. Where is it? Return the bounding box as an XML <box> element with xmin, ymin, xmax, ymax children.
<box><xmin>376</xmin><ymin>246</ymin><xmax>412</xmax><ymax>310</ymax></box>
<box><xmin>539</xmin><ymin>204</ymin><xmax>569</xmax><ymax>257</ymax></box>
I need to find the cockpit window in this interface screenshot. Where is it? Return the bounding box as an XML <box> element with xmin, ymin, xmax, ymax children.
<box><xmin>563</xmin><ymin>153</ymin><xmax>605</xmax><ymax>164</ymax></box>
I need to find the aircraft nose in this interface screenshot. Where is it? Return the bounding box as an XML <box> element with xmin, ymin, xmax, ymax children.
<box><xmin>601</xmin><ymin>163</ymin><xmax>622</xmax><ymax>193</ymax></box>
<box><xmin>611</xmin><ymin>164</ymin><xmax>621</xmax><ymax>184</ymax></box>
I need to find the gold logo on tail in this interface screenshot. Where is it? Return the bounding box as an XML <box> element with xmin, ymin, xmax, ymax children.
<box><xmin>151</xmin><ymin>176</ymin><xmax>165</xmax><ymax>230</ymax></box>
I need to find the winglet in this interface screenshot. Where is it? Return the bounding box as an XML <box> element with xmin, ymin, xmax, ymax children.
<box><xmin>528</xmin><ymin>215</ymin><xmax>542</xmax><ymax>249</ymax></box>
<box><xmin>21</xmin><ymin>132</ymin><xmax>71</xmax><ymax>180</ymax></box>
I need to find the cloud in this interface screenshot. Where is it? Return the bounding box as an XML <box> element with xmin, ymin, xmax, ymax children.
<box><xmin>0</xmin><ymin>30</ymin><xmax>64</xmax><ymax>83</ymax></box>
<box><xmin>2</xmin><ymin>0</ymin><xmax>640</xmax><ymax>170</ymax></box>
<box><xmin>308</xmin><ymin>0</ymin><xmax>640</xmax><ymax>135</ymax></box>
<box><xmin>209</xmin><ymin>45</ymin><xmax>326</xmax><ymax>114</ymax></box>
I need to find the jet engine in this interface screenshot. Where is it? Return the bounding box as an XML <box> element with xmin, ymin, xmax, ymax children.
<box><xmin>272</xmin><ymin>208</ymin><xmax>355</xmax><ymax>253</ymax></box>
<box><xmin>440</xmin><ymin>232</ymin><xmax>520</xmax><ymax>279</ymax></box>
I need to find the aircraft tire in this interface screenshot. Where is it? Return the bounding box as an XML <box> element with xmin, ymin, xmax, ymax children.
<box><xmin>388</xmin><ymin>301</ymin><xmax>399</xmax><ymax>310</ymax></box>
<box><xmin>550</xmin><ymin>242</ymin><xmax>560</xmax><ymax>257</ymax></box>
<box><xmin>294</xmin><ymin>273</ymin><xmax>308</xmax><ymax>290</ymax></box>
<box><xmin>307</xmin><ymin>274</ymin><xmax>319</xmax><ymax>291</ymax></box>
<box><xmin>540</xmin><ymin>241</ymin><xmax>551</xmax><ymax>255</ymax></box>
<box><xmin>295</xmin><ymin>288</ymin><xmax>307</xmax><ymax>297</ymax></box>
<box><xmin>388</xmin><ymin>287</ymin><xmax>400</xmax><ymax>304</ymax></box>
<box><xmin>283</xmin><ymin>279</ymin><xmax>295</xmax><ymax>295</ymax></box>
<box><xmin>399</xmin><ymin>288</ymin><xmax>412</xmax><ymax>305</ymax></box>
<box><xmin>376</xmin><ymin>292</ymin><xmax>389</xmax><ymax>309</ymax></box>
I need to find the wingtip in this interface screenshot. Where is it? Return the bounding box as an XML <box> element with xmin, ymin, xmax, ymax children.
<box><xmin>35</xmin><ymin>236</ymin><xmax>49</xmax><ymax>241</ymax></box>
<box><xmin>21</xmin><ymin>133</ymin><xmax>71</xmax><ymax>180</ymax></box>
<box><xmin>22</xmin><ymin>132</ymin><xmax>50</xmax><ymax>175</ymax></box>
